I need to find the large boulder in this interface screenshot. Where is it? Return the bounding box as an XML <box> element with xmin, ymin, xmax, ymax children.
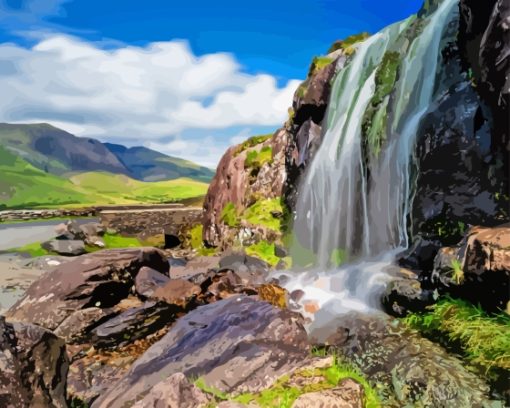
<box><xmin>431</xmin><ymin>224</ymin><xmax>510</xmax><ymax>311</ymax></box>
<box><xmin>92</xmin><ymin>296</ymin><xmax>310</xmax><ymax>408</ymax></box>
<box><xmin>6</xmin><ymin>248</ymin><xmax>169</xmax><ymax>331</ymax></box>
<box><xmin>309</xmin><ymin>311</ymin><xmax>493</xmax><ymax>407</ymax></box>
<box><xmin>134</xmin><ymin>266</ymin><xmax>170</xmax><ymax>298</ymax></box>
<box><xmin>0</xmin><ymin>316</ymin><xmax>68</xmax><ymax>408</ymax></box>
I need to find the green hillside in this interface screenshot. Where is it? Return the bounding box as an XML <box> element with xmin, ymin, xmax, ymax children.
<box><xmin>0</xmin><ymin>146</ymin><xmax>208</xmax><ymax>209</ymax></box>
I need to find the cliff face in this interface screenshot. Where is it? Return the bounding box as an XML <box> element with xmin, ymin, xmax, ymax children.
<box><xmin>404</xmin><ymin>0</ymin><xmax>510</xmax><ymax>270</ymax></box>
<box><xmin>202</xmin><ymin>0</ymin><xmax>509</xmax><ymax>261</ymax></box>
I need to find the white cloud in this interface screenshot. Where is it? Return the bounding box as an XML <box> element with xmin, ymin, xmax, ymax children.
<box><xmin>0</xmin><ymin>34</ymin><xmax>299</xmax><ymax>165</ymax></box>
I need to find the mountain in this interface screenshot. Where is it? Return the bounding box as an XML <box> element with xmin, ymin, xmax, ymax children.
<box><xmin>104</xmin><ymin>143</ymin><xmax>213</xmax><ymax>182</ymax></box>
<box><xmin>0</xmin><ymin>123</ymin><xmax>214</xmax><ymax>182</ymax></box>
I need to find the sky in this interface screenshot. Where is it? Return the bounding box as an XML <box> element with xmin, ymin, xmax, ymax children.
<box><xmin>0</xmin><ymin>0</ymin><xmax>423</xmax><ymax>167</ymax></box>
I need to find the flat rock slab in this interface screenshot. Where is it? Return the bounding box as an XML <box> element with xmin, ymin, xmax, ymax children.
<box><xmin>6</xmin><ymin>248</ymin><xmax>169</xmax><ymax>331</ymax></box>
<box><xmin>309</xmin><ymin>311</ymin><xmax>493</xmax><ymax>407</ymax></box>
<box><xmin>0</xmin><ymin>316</ymin><xmax>68</xmax><ymax>408</ymax></box>
<box><xmin>41</xmin><ymin>239</ymin><xmax>86</xmax><ymax>256</ymax></box>
<box><xmin>92</xmin><ymin>296</ymin><xmax>310</xmax><ymax>408</ymax></box>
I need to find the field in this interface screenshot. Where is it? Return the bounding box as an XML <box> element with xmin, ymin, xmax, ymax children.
<box><xmin>0</xmin><ymin>146</ymin><xmax>209</xmax><ymax>209</ymax></box>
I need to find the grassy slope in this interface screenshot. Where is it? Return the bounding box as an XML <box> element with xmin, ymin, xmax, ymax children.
<box><xmin>0</xmin><ymin>146</ymin><xmax>208</xmax><ymax>209</ymax></box>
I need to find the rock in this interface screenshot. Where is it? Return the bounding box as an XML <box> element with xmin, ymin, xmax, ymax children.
<box><xmin>219</xmin><ymin>252</ymin><xmax>269</xmax><ymax>274</ymax></box>
<box><xmin>53</xmin><ymin>307</ymin><xmax>114</xmax><ymax>343</ymax></box>
<box><xmin>0</xmin><ymin>316</ymin><xmax>68</xmax><ymax>408</ymax></box>
<box><xmin>257</xmin><ymin>283</ymin><xmax>288</xmax><ymax>309</ymax></box>
<box><xmin>80</xmin><ymin>222</ymin><xmax>106</xmax><ymax>237</ymax></box>
<box><xmin>431</xmin><ymin>224</ymin><xmax>510</xmax><ymax>311</ymax></box>
<box><xmin>202</xmin><ymin>128</ymin><xmax>288</xmax><ymax>249</ymax></box>
<box><xmin>274</xmin><ymin>244</ymin><xmax>288</xmax><ymax>258</ymax></box>
<box><xmin>131</xmin><ymin>373</ymin><xmax>209</xmax><ymax>408</ymax></box>
<box><xmin>6</xmin><ymin>247</ymin><xmax>169</xmax><ymax>331</ymax></box>
<box><xmin>397</xmin><ymin>237</ymin><xmax>442</xmax><ymax>274</ymax></box>
<box><xmin>382</xmin><ymin>273</ymin><xmax>433</xmax><ymax>317</ymax></box>
<box><xmin>153</xmin><ymin>279</ymin><xmax>202</xmax><ymax>308</ymax></box>
<box><xmin>85</xmin><ymin>236</ymin><xmax>106</xmax><ymax>248</ymax></box>
<box><xmin>90</xmin><ymin>301</ymin><xmax>178</xmax><ymax>348</ymax></box>
<box><xmin>135</xmin><ymin>266</ymin><xmax>170</xmax><ymax>298</ymax></box>
<box><xmin>92</xmin><ymin>296</ymin><xmax>310</xmax><ymax>408</ymax></box>
<box><xmin>41</xmin><ymin>239</ymin><xmax>86</xmax><ymax>256</ymax></box>
<box><xmin>205</xmin><ymin>270</ymin><xmax>243</xmax><ymax>299</ymax></box>
<box><xmin>309</xmin><ymin>312</ymin><xmax>492</xmax><ymax>407</ymax></box>
<box><xmin>291</xmin><ymin>378</ymin><xmax>364</xmax><ymax>408</ymax></box>
<box><xmin>170</xmin><ymin>256</ymin><xmax>220</xmax><ymax>279</ymax></box>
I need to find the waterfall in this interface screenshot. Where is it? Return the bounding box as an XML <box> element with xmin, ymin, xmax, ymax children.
<box><xmin>282</xmin><ymin>0</ymin><xmax>458</xmax><ymax>315</ymax></box>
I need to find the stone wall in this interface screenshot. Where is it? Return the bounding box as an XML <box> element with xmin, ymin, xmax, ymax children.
<box><xmin>0</xmin><ymin>208</ymin><xmax>96</xmax><ymax>222</ymax></box>
<box><xmin>99</xmin><ymin>207</ymin><xmax>203</xmax><ymax>239</ymax></box>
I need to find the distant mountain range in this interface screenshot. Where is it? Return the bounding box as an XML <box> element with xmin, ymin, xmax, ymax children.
<box><xmin>0</xmin><ymin>123</ymin><xmax>214</xmax><ymax>182</ymax></box>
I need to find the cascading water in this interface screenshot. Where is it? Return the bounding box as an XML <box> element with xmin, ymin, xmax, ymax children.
<box><xmin>281</xmin><ymin>0</ymin><xmax>459</xmax><ymax>316</ymax></box>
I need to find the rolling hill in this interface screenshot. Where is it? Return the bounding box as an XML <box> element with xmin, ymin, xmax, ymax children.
<box><xmin>0</xmin><ymin>123</ymin><xmax>213</xmax><ymax>209</ymax></box>
<box><xmin>0</xmin><ymin>123</ymin><xmax>214</xmax><ymax>182</ymax></box>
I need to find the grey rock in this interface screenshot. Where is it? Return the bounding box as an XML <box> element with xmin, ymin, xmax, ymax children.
<box><xmin>135</xmin><ymin>266</ymin><xmax>170</xmax><ymax>298</ymax></box>
<box><xmin>53</xmin><ymin>307</ymin><xmax>115</xmax><ymax>343</ymax></box>
<box><xmin>0</xmin><ymin>316</ymin><xmax>68</xmax><ymax>408</ymax></box>
<box><xmin>92</xmin><ymin>296</ymin><xmax>310</xmax><ymax>408</ymax></box>
<box><xmin>41</xmin><ymin>239</ymin><xmax>86</xmax><ymax>256</ymax></box>
<box><xmin>309</xmin><ymin>312</ymin><xmax>492</xmax><ymax>407</ymax></box>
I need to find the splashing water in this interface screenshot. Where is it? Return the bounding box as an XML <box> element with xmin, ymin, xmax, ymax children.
<box><xmin>282</xmin><ymin>0</ymin><xmax>459</xmax><ymax>317</ymax></box>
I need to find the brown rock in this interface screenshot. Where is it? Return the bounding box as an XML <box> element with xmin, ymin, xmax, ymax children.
<box><xmin>153</xmin><ymin>279</ymin><xmax>201</xmax><ymax>308</ymax></box>
<box><xmin>291</xmin><ymin>378</ymin><xmax>364</xmax><ymax>408</ymax></box>
<box><xmin>170</xmin><ymin>256</ymin><xmax>221</xmax><ymax>279</ymax></box>
<box><xmin>92</xmin><ymin>296</ymin><xmax>310</xmax><ymax>408</ymax></box>
<box><xmin>6</xmin><ymin>248</ymin><xmax>169</xmax><ymax>331</ymax></box>
<box><xmin>0</xmin><ymin>316</ymin><xmax>68</xmax><ymax>408</ymax></box>
<box><xmin>131</xmin><ymin>373</ymin><xmax>209</xmax><ymax>408</ymax></box>
<box><xmin>53</xmin><ymin>307</ymin><xmax>114</xmax><ymax>343</ymax></box>
<box><xmin>135</xmin><ymin>266</ymin><xmax>170</xmax><ymax>298</ymax></box>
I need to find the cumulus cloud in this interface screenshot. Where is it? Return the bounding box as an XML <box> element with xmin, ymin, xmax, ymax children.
<box><xmin>0</xmin><ymin>34</ymin><xmax>300</xmax><ymax>164</ymax></box>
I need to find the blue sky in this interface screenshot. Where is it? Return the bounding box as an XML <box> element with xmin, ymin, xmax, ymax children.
<box><xmin>0</xmin><ymin>0</ymin><xmax>423</xmax><ymax>166</ymax></box>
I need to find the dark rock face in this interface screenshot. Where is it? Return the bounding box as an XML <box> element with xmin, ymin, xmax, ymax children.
<box><xmin>92</xmin><ymin>296</ymin><xmax>310</xmax><ymax>408</ymax></box>
<box><xmin>309</xmin><ymin>312</ymin><xmax>492</xmax><ymax>407</ymax></box>
<box><xmin>90</xmin><ymin>301</ymin><xmax>178</xmax><ymax>349</ymax></box>
<box><xmin>6</xmin><ymin>248</ymin><xmax>169</xmax><ymax>331</ymax></box>
<box><xmin>431</xmin><ymin>224</ymin><xmax>510</xmax><ymax>311</ymax></box>
<box><xmin>0</xmin><ymin>316</ymin><xmax>68</xmax><ymax>408</ymax></box>
<box><xmin>382</xmin><ymin>275</ymin><xmax>433</xmax><ymax>317</ymax></box>
<box><xmin>408</xmin><ymin>0</ymin><xmax>509</xmax><ymax>272</ymax></box>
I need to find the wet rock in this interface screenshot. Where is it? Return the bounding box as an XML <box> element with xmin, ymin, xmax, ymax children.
<box><xmin>131</xmin><ymin>373</ymin><xmax>210</xmax><ymax>408</ymax></box>
<box><xmin>135</xmin><ymin>266</ymin><xmax>170</xmax><ymax>298</ymax></box>
<box><xmin>0</xmin><ymin>316</ymin><xmax>68</xmax><ymax>408</ymax></box>
<box><xmin>41</xmin><ymin>239</ymin><xmax>86</xmax><ymax>256</ymax></box>
<box><xmin>6</xmin><ymin>247</ymin><xmax>169</xmax><ymax>331</ymax></box>
<box><xmin>92</xmin><ymin>296</ymin><xmax>310</xmax><ymax>408</ymax></box>
<box><xmin>90</xmin><ymin>301</ymin><xmax>178</xmax><ymax>348</ymax></box>
<box><xmin>257</xmin><ymin>283</ymin><xmax>288</xmax><ymax>309</ymax></box>
<box><xmin>382</xmin><ymin>273</ymin><xmax>433</xmax><ymax>317</ymax></box>
<box><xmin>431</xmin><ymin>224</ymin><xmax>510</xmax><ymax>311</ymax></box>
<box><xmin>153</xmin><ymin>279</ymin><xmax>202</xmax><ymax>308</ymax></box>
<box><xmin>291</xmin><ymin>378</ymin><xmax>364</xmax><ymax>408</ymax></box>
<box><xmin>309</xmin><ymin>312</ymin><xmax>492</xmax><ymax>407</ymax></box>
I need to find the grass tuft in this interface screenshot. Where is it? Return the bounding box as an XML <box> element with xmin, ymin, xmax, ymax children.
<box><xmin>245</xmin><ymin>240</ymin><xmax>280</xmax><ymax>267</ymax></box>
<box><xmin>221</xmin><ymin>202</ymin><xmax>240</xmax><ymax>228</ymax></box>
<box><xmin>404</xmin><ymin>298</ymin><xmax>510</xmax><ymax>375</ymax></box>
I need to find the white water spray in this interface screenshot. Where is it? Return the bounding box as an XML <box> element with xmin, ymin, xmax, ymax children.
<box><xmin>282</xmin><ymin>0</ymin><xmax>459</xmax><ymax>317</ymax></box>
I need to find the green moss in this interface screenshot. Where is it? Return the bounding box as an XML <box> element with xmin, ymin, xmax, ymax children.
<box><xmin>244</xmin><ymin>146</ymin><xmax>273</xmax><ymax>170</ymax></box>
<box><xmin>6</xmin><ymin>241</ymin><xmax>50</xmax><ymax>257</ymax></box>
<box><xmin>102</xmin><ymin>233</ymin><xmax>142</xmax><ymax>248</ymax></box>
<box><xmin>242</xmin><ymin>198</ymin><xmax>284</xmax><ymax>232</ymax></box>
<box><xmin>422</xmin><ymin>218</ymin><xmax>467</xmax><ymax>244</ymax></box>
<box><xmin>328</xmin><ymin>32</ymin><xmax>370</xmax><ymax>55</ymax></box>
<box><xmin>188</xmin><ymin>224</ymin><xmax>217</xmax><ymax>256</ymax></box>
<box><xmin>329</xmin><ymin>248</ymin><xmax>347</xmax><ymax>268</ymax></box>
<box><xmin>233</xmin><ymin>134</ymin><xmax>273</xmax><ymax>156</ymax></box>
<box><xmin>361</xmin><ymin>51</ymin><xmax>401</xmax><ymax>158</ymax></box>
<box><xmin>296</xmin><ymin>83</ymin><xmax>308</xmax><ymax>99</ymax></box>
<box><xmin>404</xmin><ymin>298</ymin><xmax>510</xmax><ymax>375</ymax></box>
<box><xmin>450</xmin><ymin>259</ymin><xmax>464</xmax><ymax>285</ymax></box>
<box><xmin>245</xmin><ymin>240</ymin><xmax>280</xmax><ymax>267</ymax></box>
<box><xmin>310</xmin><ymin>56</ymin><xmax>334</xmax><ymax>74</ymax></box>
<box><xmin>196</xmin><ymin>349</ymin><xmax>381</xmax><ymax>408</ymax></box>
<box><xmin>221</xmin><ymin>202</ymin><xmax>240</xmax><ymax>228</ymax></box>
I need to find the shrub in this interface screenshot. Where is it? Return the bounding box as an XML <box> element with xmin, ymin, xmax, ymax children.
<box><xmin>221</xmin><ymin>202</ymin><xmax>240</xmax><ymax>227</ymax></box>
